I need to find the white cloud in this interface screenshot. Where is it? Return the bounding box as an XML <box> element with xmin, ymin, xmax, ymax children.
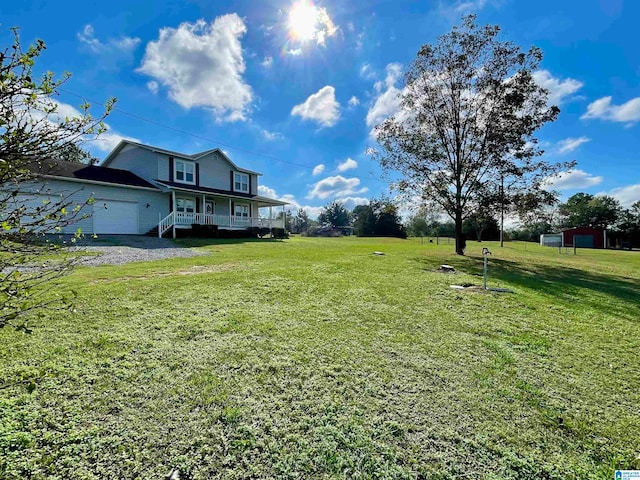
<box><xmin>337</xmin><ymin>158</ymin><xmax>358</xmax><ymax>172</ymax></box>
<box><xmin>348</xmin><ymin>96</ymin><xmax>360</xmax><ymax>108</ymax></box>
<box><xmin>438</xmin><ymin>0</ymin><xmax>496</xmax><ymax>20</ymax></box>
<box><xmin>94</xmin><ymin>131</ymin><xmax>141</xmax><ymax>152</ymax></box>
<box><xmin>146</xmin><ymin>81</ymin><xmax>159</xmax><ymax>95</ymax></box>
<box><xmin>261</xmin><ymin>56</ymin><xmax>273</xmax><ymax>68</ymax></box>
<box><xmin>77</xmin><ymin>24</ymin><xmax>141</xmax><ymax>54</ymax></box>
<box><xmin>30</xmin><ymin>97</ymin><xmax>138</xmax><ymax>154</ymax></box>
<box><xmin>454</xmin><ymin>0</ymin><xmax>488</xmax><ymax>13</ymax></box>
<box><xmin>259</xmin><ymin>24</ymin><xmax>275</xmax><ymax>37</ymax></box>
<box><xmin>291</xmin><ymin>86</ymin><xmax>340</xmax><ymax>127</ymax></box>
<box><xmin>258</xmin><ymin>188</ymin><xmax>323</xmax><ymax>219</ymax></box>
<box><xmin>533</xmin><ymin>70</ymin><xmax>584</xmax><ymax>105</ymax></box>
<box><xmin>258</xmin><ymin>185</ymin><xmax>277</xmax><ymax>198</ymax></box>
<box><xmin>307</xmin><ymin>175</ymin><xmax>368</xmax><ymax>199</ymax></box>
<box><xmin>360</xmin><ymin>64</ymin><xmax>376</xmax><ymax>80</ymax></box>
<box><xmin>581</xmin><ymin>96</ymin><xmax>640</xmax><ymax>124</ymax></box>
<box><xmin>312</xmin><ymin>164</ymin><xmax>325</xmax><ymax>176</ymax></box>
<box><xmin>336</xmin><ymin>196</ymin><xmax>369</xmax><ymax>210</ymax></box>
<box><xmin>261</xmin><ymin>129</ymin><xmax>284</xmax><ymax>141</ymax></box>
<box><xmin>366</xmin><ymin>63</ymin><xmax>403</xmax><ymax>128</ymax></box>
<box><xmin>138</xmin><ymin>15</ymin><xmax>253</xmax><ymax>122</ymax></box>
<box><xmin>286</xmin><ymin>48</ymin><xmax>303</xmax><ymax>56</ymax></box>
<box><xmin>606</xmin><ymin>184</ymin><xmax>640</xmax><ymax>207</ymax></box>
<box><xmin>557</xmin><ymin>136</ymin><xmax>590</xmax><ymax>154</ymax></box>
<box><xmin>543</xmin><ymin>169</ymin><xmax>603</xmax><ymax>190</ymax></box>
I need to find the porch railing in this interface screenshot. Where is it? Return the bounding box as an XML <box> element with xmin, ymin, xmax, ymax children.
<box><xmin>159</xmin><ymin>212</ymin><xmax>284</xmax><ymax>237</ymax></box>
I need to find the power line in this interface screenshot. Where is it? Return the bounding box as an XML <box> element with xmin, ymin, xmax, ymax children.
<box><xmin>58</xmin><ymin>88</ymin><xmax>386</xmax><ymax>184</ymax></box>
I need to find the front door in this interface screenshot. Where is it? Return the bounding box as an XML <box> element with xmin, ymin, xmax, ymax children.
<box><xmin>205</xmin><ymin>201</ymin><xmax>215</xmax><ymax>215</ymax></box>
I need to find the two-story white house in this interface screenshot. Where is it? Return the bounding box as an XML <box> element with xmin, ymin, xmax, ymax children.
<box><xmin>21</xmin><ymin>140</ymin><xmax>287</xmax><ymax>237</ymax></box>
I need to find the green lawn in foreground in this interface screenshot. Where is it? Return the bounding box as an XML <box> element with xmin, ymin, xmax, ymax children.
<box><xmin>1</xmin><ymin>237</ymin><xmax>639</xmax><ymax>479</ymax></box>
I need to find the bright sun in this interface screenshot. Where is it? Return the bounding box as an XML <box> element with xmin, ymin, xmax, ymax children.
<box><xmin>289</xmin><ymin>0</ymin><xmax>319</xmax><ymax>41</ymax></box>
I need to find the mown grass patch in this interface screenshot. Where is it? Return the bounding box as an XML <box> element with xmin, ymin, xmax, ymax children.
<box><xmin>1</xmin><ymin>237</ymin><xmax>638</xmax><ymax>479</ymax></box>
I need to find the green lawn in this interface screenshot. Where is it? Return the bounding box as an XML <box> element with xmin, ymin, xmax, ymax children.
<box><xmin>1</xmin><ymin>237</ymin><xmax>639</xmax><ymax>479</ymax></box>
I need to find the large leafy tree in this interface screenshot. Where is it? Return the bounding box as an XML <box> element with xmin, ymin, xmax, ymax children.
<box><xmin>558</xmin><ymin>193</ymin><xmax>621</xmax><ymax>229</ymax></box>
<box><xmin>353</xmin><ymin>198</ymin><xmax>406</xmax><ymax>238</ymax></box>
<box><xmin>0</xmin><ymin>28</ymin><xmax>114</xmax><ymax>330</ymax></box>
<box><xmin>371</xmin><ymin>16</ymin><xmax>569</xmax><ymax>255</ymax></box>
<box><xmin>318</xmin><ymin>201</ymin><xmax>350</xmax><ymax>228</ymax></box>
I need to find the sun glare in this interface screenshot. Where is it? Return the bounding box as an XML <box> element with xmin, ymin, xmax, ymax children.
<box><xmin>289</xmin><ymin>0</ymin><xmax>319</xmax><ymax>41</ymax></box>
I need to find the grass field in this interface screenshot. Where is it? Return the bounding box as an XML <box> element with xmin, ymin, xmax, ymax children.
<box><xmin>1</xmin><ymin>237</ymin><xmax>639</xmax><ymax>479</ymax></box>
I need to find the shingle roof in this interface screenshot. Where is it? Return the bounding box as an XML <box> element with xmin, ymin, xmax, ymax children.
<box><xmin>30</xmin><ymin>159</ymin><xmax>158</xmax><ymax>189</ymax></box>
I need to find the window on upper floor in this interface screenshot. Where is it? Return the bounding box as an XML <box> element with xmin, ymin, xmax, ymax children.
<box><xmin>175</xmin><ymin>159</ymin><xmax>195</xmax><ymax>184</ymax></box>
<box><xmin>234</xmin><ymin>172</ymin><xmax>249</xmax><ymax>193</ymax></box>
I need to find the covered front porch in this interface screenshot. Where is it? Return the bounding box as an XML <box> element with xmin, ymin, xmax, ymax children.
<box><xmin>158</xmin><ymin>185</ymin><xmax>287</xmax><ymax>238</ymax></box>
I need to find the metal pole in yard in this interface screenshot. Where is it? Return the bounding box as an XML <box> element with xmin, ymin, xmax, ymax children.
<box><xmin>483</xmin><ymin>255</ymin><xmax>488</xmax><ymax>289</ymax></box>
<box><xmin>482</xmin><ymin>247</ymin><xmax>491</xmax><ymax>290</ymax></box>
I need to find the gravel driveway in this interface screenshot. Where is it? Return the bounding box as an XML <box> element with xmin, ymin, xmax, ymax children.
<box><xmin>70</xmin><ymin>235</ymin><xmax>207</xmax><ymax>266</ymax></box>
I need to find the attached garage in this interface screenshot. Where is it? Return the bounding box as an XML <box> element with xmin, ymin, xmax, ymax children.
<box><xmin>93</xmin><ymin>200</ymin><xmax>139</xmax><ymax>234</ymax></box>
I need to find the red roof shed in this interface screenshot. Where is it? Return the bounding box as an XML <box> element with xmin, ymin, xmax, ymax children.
<box><xmin>561</xmin><ymin>227</ymin><xmax>607</xmax><ymax>249</ymax></box>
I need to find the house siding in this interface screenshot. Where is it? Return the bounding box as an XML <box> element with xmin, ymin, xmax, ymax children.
<box><xmin>105</xmin><ymin>145</ymin><xmax>159</xmax><ymax>183</ymax></box>
<box><xmin>16</xmin><ymin>179</ymin><xmax>167</xmax><ymax>234</ymax></box>
<box><xmin>158</xmin><ymin>153</ymin><xmax>170</xmax><ymax>181</ymax></box>
<box><xmin>109</xmin><ymin>147</ymin><xmax>260</xmax><ymax>198</ymax></box>
<box><xmin>197</xmin><ymin>152</ymin><xmax>235</xmax><ymax>191</ymax></box>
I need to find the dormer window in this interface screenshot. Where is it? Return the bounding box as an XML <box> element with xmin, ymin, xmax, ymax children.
<box><xmin>234</xmin><ymin>172</ymin><xmax>249</xmax><ymax>193</ymax></box>
<box><xmin>175</xmin><ymin>159</ymin><xmax>195</xmax><ymax>185</ymax></box>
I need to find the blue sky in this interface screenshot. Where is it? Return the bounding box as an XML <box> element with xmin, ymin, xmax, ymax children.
<box><xmin>2</xmin><ymin>0</ymin><xmax>639</xmax><ymax>218</ymax></box>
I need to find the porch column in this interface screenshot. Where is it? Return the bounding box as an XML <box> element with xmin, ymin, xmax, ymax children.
<box><xmin>202</xmin><ymin>194</ymin><xmax>206</xmax><ymax>224</ymax></box>
<box><xmin>283</xmin><ymin>206</ymin><xmax>286</xmax><ymax>230</ymax></box>
<box><xmin>171</xmin><ymin>190</ymin><xmax>176</xmax><ymax>239</ymax></box>
<box><xmin>229</xmin><ymin>198</ymin><xmax>232</xmax><ymax>227</ymax></box>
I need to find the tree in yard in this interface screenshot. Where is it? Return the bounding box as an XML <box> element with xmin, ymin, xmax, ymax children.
<box><xmin>463</xmin><ymin>209</ymin><xmax>499</xmax><ymax>241</ymax></box>
<box><xmin>558</xmin><ymin>193</ymin><xmax>621</xmax><ymax>229</ymax></box>
<box><xmin>318</xmin><ymin>200</ymin><xmax>350</xmax><ymax>227</ymax></box>
<box><xmin>371</xmin><ymin>15</ymin><xmax>570</xmax><ymax>255</ymax></box>
<box><xmin>404</xmin><ymin>205</ymin><xmax>442</xmax><ymax>237</ymax></box>
<box><xmin>405</xmin><ymin>214</ymin><xmax>428</xmax><ymax>237</ymax></box>
<box><xmin>615</xmin><ymin>201</ymin><xmax>640</xmax><ymax>247</ymax></box>
<box><xmin>1</xmin><ymin>28</ymin><xmax>114</xmax><ymax>331</ymax></box>
<box><xmin>353</xmin><ymin>198</ymin><xmax>407</xmax><ymax>238</ymax></box>
<box><xmin>352</xmin><ymin>204</ymin><xmax>376</xmax><ymax>236</ymax></box>
<box><xmin>289</xmin><ymin>208</ymin><xmax>311</xmax><ymax>234</ymax></box>
<box><xmin>56</xmin><ymin>143</ymin><xmax>101</xmax><ymax>165</ymax></box>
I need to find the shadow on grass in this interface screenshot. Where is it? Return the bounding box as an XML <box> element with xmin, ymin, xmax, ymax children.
<box><xmin>418</xmin><ymin>255</ymin><xmax>640</xmax><ymax>322</ymax></box>
<box><xmin>176</xmin><ymin>237</ymin><xmax>287</xmax><ymax>248</ymax></box>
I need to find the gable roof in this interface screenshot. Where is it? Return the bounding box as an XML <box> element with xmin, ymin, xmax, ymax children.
<box><xmin>29</xmin><ymin>159</ymin><xmax>158</xmax><ymax>189</ymax></box>
<box><xmin>101</xmin><ymin>140</ymin><xmax>261</xmax><ymax>175</ymax></box>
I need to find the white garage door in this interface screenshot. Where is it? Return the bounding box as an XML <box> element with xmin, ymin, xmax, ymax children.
<box><xmin>93</xmin><ymin>200</ymin><xmax>139</xmax><ymax>234</ymax></box>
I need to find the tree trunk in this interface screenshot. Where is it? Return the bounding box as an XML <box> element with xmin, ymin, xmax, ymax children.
<box><xmin>455</xmin><ymin>211</ymin><xmax>465</xmax><ymax>255</ymax></box>
<box><xmin>500</xmin><ymin>175</ymin><xmax>505</xmax><ymax>247</ymax></box>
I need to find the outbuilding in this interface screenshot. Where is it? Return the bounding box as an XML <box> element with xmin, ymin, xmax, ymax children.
<box><xmin>560</xmin><ymin>227</ymin><xmax>607</xmax><ymax>249</ymax></box>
